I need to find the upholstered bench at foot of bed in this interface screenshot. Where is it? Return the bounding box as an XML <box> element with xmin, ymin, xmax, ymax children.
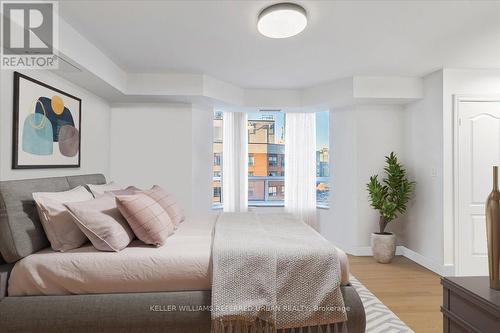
<box><xmin>0</xmin><ymin>285</ymin><xmax>365</xmax><ymax>333</ymax></box>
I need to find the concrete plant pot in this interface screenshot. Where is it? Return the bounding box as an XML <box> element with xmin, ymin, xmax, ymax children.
<box><xmin>371</xmin><ymin>233</ymin><xmax>396</xmax><ymax>263</ymax></box>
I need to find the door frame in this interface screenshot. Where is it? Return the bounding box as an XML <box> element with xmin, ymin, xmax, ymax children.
<box><xmin>453</xmin><ymin>95</ymin><xmax>500</xmax><ymax>275</ymax></box>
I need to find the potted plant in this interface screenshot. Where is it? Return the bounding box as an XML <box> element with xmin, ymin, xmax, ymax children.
<box><xmin>367</xmin><ymin>152</ymin><xmax>415</xmax><ymax>263</ymax></box>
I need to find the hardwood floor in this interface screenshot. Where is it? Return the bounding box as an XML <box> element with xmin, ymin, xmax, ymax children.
<box><xmin>349</xmin><ymin>255</ymin><xmax>443</xmax><ymax>333</ymax></box>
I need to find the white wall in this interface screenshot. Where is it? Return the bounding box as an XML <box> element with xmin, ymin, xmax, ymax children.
<box><xmin>319</xmin><ymin>104</ymin><xmax>406</xmax><ymax>253</ymax></box>
<box><xmin>0</xmin><ymin>70</ymin><xmax>111</xmax><ymax>181</ymax></box>
<box><xmin>319</xmin><ymin>107</ymin><xmax>358</xmax><ymax>250</ymax></box>
<box><xmin>109</xmin><ymin>103</ymin><xmax>214</xmax><ymax>216</ymax></box>
<box><xmin>110</xmin><ymin>104</ymin><xmax>192</xmax><ymax>212</ymax></box>
<box><xmin>442</xmin><ymin>69</ymin><xmax>500</xmax><ymax>268</ymax></box>
<box><xmin>402</xmin><ymin>70</ymin><xmax>445</xmax><ymax>269</ymax></box>
<box><xmin>191</xmin><ymin>104</ymin><xmax>215</xmax><ymax>215</ymax></box>
<box><xmin>355</xmin><ymin>105</ymin><xmax>406</xmax><ymax>244</ymax></box>
<box><xmin>401</xmin><ymin>68</ymin><xmax>500</xmax><ymax>276</ymax></box>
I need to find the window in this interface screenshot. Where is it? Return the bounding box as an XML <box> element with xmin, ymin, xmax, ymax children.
<box><xmin>213</xmin><ymin>153</ymin><xmax>221</xmax><ymax>166</ymax></box>
<box><xmin>248</xmin><ymin>111</ymin><xmax>285</xmax><ymax>206</ymax></box>
<box><xmin>214</xmin><ymin>187</ymin><xmax>221</xmax><ymax>197</ymax></box>
<box><xmin>268</xmin><ymin>186</ymin><xmax>277</xmax><ymax>197</ymax></box>
<box><xmin>248</xmin><ymin>154</ymin><xmax>255</xmax><ymax>166</ymax></box>
<box><xmin>268</xmin><ymin>182</ymin><xmax>284</xmax><ymax>201</ymax></box>
<box><xmin>212</xmin><ymin>111</ymin><xmax>329</xmax><ymax>208</ymax></box>
<box><xmin>213</xmin><ymin>186</ymin><xmax>222</xmax><ymax>204</ymax></box>
<box><xmin>212</xmin><ymin>113</ymin><xmax>223</xmax><ymax>207</ymax></box>
<box><xmin>316</xmin><ymin>111</ymin><xmax>330</xmax><ymax>207</ymax></box>
<box><xmin>268</xmin><ymin>155</ymin><xmax>278</xmax><ymax>167</ymax></box>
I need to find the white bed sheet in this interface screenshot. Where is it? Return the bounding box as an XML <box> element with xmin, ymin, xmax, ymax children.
<box><xmin>8</xmin><ymin>213</ymin><xmax>350</xmax><ymax>296</ymax></box>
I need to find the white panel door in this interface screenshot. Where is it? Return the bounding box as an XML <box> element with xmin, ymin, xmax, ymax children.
<box><xmin>457</xmin><ymin>100</ymin><xmax>500</xmax><ymax>276</ymax></box>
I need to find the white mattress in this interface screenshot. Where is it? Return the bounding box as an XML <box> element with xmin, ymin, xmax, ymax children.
<box><xmin>8</xmin><ymin>214</ymin><xmax>350</xmax><ymax>296</ymax></box>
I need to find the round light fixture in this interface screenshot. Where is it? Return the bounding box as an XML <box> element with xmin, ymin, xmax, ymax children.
<box><xmin>257</xmin><ymin>3</ymin><xmax>307</xmax><ymax>39</ymax></box>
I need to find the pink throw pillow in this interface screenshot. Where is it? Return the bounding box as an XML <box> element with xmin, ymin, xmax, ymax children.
<box><xmin>143</xmin><ymin>185</ymin><xmax>185</xmax><ymax>226</ymax></box>
<box><xmin>105</xmin><ymin>186</ymin><xmax>141</xmax><ymax>196</ymax></box>
<box><xmin>116</xmin><ymin>193</ymin><xmax>175</xmax><ymax>246</ymax></box>
<box><xmin>65</xmin><ymin>194</ymin><xmax>135</xmax><ymax>252</ymax></box>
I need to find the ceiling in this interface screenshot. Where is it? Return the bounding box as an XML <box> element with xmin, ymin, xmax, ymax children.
<box><xmin>60</xmin><ymin>0</ymin><xmax>500</xmax><ymax>90</ymax></box>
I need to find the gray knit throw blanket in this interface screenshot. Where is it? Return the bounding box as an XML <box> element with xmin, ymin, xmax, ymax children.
<box><xmin>211</xmin><ymin>212</ymin><xmax>348</xmax><ymax>333</ymax></box>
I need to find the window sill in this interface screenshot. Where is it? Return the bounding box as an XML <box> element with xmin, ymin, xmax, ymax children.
<box><xmin>211</xmin><ymin>204</ymin><xmax>330</xmax><ymax>210</ymax></box>
<box><xmin>249</xmin><ymin>202</ymin><xmax>284</xmax><ymax>207</ymax></box>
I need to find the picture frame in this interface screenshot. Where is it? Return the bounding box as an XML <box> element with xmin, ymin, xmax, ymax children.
<box><xmin>12</xmin><ymin>72</ymin><xmax>81</xmax><ymax>169</ymax></box>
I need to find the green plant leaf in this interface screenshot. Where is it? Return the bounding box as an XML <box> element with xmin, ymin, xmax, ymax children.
<box><xmin>366</xmin><ymin>152</ymin><xmax>415</xmax><ymax>227</ymax></box>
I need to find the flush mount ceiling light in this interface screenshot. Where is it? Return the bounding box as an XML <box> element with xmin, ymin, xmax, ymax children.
<box><xmin>257</xmin><ymin>3</ymin><xmax>307</xmax><ymax>39</ymax></box>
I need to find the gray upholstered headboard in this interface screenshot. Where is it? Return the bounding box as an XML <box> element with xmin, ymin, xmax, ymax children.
<box><xmin>0</xmin><ymin>174</ymin><xmax>106</xmax><ymax>263</ymax></box>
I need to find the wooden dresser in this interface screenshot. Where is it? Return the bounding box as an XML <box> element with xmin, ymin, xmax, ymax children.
<box><xmin>441</xmin><ymin>277</ymin><xmax>500</xmax><ymax>333</ymax></box>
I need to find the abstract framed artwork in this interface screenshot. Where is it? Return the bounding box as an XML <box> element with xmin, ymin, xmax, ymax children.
<box><xmin>12</xmin><ymin>72</ymin><xmax>81</xmax><ymax>169</ymax></box>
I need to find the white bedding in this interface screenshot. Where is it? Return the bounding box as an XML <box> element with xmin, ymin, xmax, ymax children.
<box><xmin>8</xmin><ymin>214</ymin><xmax>350</xmax><ymax>296</ymax></box>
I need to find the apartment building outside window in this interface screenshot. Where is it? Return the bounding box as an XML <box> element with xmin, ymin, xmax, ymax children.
<box><xmin>315</xmin><ymin>111</ymin><xmax>330</xmax><ymax>207</ymax></box>
<box><xmin>212</xmin><ymin>111</ymin><xmax>329</xmax><ymax>208</ymax></box>
<box><xmin>212</xmin><ymin>112</ymin><xmax>223</xmax><ymax>205</ymax></box>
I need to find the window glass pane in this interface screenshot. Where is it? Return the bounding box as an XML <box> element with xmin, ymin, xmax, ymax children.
<box><xmin>248</xmin><ymin>154</ymin><xmax>255</xmax><ymax>166</ymax></box>
<box><xmin>212</xmin><ymin>112</ymin><xmax>223</xmax><ymax>207</ymax></box>
<box><xmin>316</xmin><ymin>111</ymin><xmax>330</xmax><ymax>207</ymax></box>
<box><xmin>213</xmin><ymin>110</ymin><xmax>329</xmax><ymax>209</ymax></box>
<box><xmin>247</xmin><ymin>111</ymin><xmax>285</xmax><ymax>206</ymax></box>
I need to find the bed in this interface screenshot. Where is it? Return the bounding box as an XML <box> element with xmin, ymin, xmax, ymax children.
<box><xmin>0</xmin><ymin>174</ymin><xmax>365</xmax><ymax>333</ymax></box>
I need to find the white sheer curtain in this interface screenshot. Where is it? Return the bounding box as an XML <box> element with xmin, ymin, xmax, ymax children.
<box><xmin>285</xmin><ymin>112</ymin><xmax>317</xmax><ymax>228</ymax></box>
<box><xmin>222</xmin><ymin>112</ymin><xmax>248</xmax><ymax>212</ymax></box>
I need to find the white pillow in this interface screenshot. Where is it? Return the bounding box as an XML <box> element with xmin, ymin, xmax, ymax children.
<box><xmin>87</xmin><ymin>181</ymin><xmax>123</xmax><ymax>197</ymax></box>
<box><xmin>65</xmin><ymin>194</ymin><xmax>135</xmax><ymax>252</ymax></box>
<box><xmin>33</xmin><ymin>186</ymin><xmax>93</xmax><ymax>251</ymax></box>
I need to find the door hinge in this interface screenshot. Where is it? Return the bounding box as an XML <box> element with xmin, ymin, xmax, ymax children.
<box><xmin>458</xmin><ymin>118</ymin><xmax>462</xmax><ymax>126</ymax></box>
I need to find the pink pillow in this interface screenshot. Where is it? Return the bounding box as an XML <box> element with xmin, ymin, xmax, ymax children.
<box><xmin>116</xmin><ymin>193</ymin><xmax>175</xmax><ymax>247</ymax></box>
<box><xmin>105</xmin><ymin>186</ymin><xmax>141</xmax><ymax>196</ymax></box>
<box><xmin>65</xmin><ymin>194</ymin><xmax>135</xmax><ymax>252</ymax></box>
<box><xmin>143</xmin><ymin>185</ymin><xmax>185</xmax><ymax>226</ymax></box>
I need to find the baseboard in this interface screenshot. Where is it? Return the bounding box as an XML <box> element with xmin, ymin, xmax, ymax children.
<box><xmin>347</xmin><ymin>246</ymin><xmax>404</xmax><ymax>256</ymax></box>
<box><xmin>347</xmin><ymin>246</ymin><xmax>454</xmax><ymax>276</ymax></box>
<box><xmin>399</xmin><ymin>247</ymin><xmax>454</xmax><ymax>276</ymax></box>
